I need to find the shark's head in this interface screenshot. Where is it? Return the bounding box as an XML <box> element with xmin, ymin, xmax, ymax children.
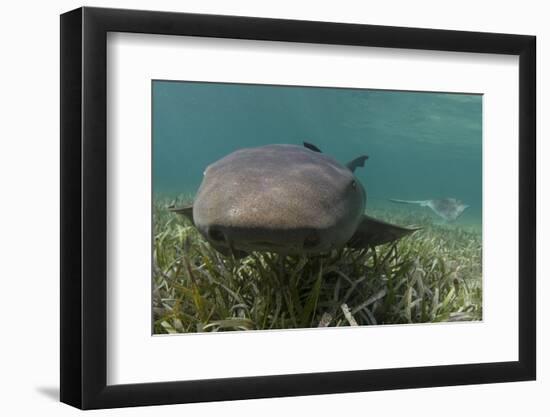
<box><xmin>192</xmin><ymin>144</ymin><xmax>366</xmax><ymax>255</ymax></box>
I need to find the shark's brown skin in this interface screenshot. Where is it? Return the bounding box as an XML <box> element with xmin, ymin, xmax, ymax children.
<box><xmin>171</xmin><ymin>144</ymin><xmax>418</xmax><ymax>256</ymax></box>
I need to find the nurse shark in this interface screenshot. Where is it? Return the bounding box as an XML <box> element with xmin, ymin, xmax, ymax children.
<box><xmin>170</xmin><ymin>143</ymin><xmax>418</xmax><ymax>257</ymax></box>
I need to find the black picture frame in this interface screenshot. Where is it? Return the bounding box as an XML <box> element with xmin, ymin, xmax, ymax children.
<box><xmin>60</xmin><ymin>6</ymin><xmax>536</xmax><ymax>410</ymax></box>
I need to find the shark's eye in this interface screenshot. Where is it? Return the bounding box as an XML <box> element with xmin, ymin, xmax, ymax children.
<box><xmin>351</xmin><ymin>180</ymin><xmax>357</xmax><ymax>189</ymax></box>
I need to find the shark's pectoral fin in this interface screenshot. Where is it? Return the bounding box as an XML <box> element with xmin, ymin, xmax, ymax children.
<box><xmin>169</xmin><ymin>204</ymin><xmax>194</xmax><ymax>224</ymax></box>
<box><xmin>347</xmin><ymin>215</ymin><xmax>419</xmax><ymax>248</ymax></box>
<box><xmin>346</xmin><ymin>155</ymin><xmax>369</xmax><ymax>172</ymax></box>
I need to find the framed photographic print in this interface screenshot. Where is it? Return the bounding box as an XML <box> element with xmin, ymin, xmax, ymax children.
<box><xmin>60</xmin><ymin>6</ymin><xmax>536</xmax><ymax>409</ymax></box>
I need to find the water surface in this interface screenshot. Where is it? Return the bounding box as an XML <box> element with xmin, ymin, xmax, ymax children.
<box><xmin>152</xmin><ymin>80</ymin><xmax>482</xmax><ymax>229</ymax></box>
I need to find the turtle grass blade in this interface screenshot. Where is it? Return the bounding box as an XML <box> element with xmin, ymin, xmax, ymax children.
<box><xmin>153</xmin><ymin>200</ymin><xmax>482</xmax><ymax>331</ymax></box>
<box><xmin>300</xmin><ymin>263</ymin><xmax>323</xmax><ymax>328</ymax></box>
<box><xmin>203</xmin><ymin>318</ymin><xmax>255</xmax><ymax>331</ymax></box>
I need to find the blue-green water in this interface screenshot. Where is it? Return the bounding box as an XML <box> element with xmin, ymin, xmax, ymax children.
<box><xmin>153</xmin><ymin>81</ymin><xmax>482</xmax><ymax>228</ymax></box>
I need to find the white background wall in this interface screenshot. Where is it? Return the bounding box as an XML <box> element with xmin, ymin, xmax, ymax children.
<box><xmin>0</xmin><ymin>0</ymin><xmax>545</xmax><ymax>415</ymax></box>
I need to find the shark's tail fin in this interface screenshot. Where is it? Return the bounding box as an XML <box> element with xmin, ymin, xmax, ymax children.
<box><xmin>389</xmin><ymin>199</ymin><xmax>429</xmax><ymax>207</ymax></box>
<box><xmin>346</xmin><ymin>155</ymin><xmax>369</xmax><ymax>172</ymax></box>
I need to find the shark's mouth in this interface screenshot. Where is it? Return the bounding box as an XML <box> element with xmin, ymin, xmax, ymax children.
<box><xmin>249</xmin><ymin>241</ymin><xmax>287</xmax><ymax>248</ymax></box>
<box><xmin>232</xmin><ymin>235</ymin><xmax>320</xmax><ymax>252</ymax></box>
<box><xmin>204</xmin><ymin>225</ymin><xmax>326</xmax><ymax>254</ymax></box>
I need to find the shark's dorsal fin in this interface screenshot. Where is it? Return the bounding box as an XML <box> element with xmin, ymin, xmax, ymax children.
<box><xmin>346</xmin><ymin>155</ymin><xmax>369</xmax><ymax>172</ymax></box>
<box><xmin>303</xmin><ymin>142</ymin><xmax>322</xmax><ymax>153</ymax></box>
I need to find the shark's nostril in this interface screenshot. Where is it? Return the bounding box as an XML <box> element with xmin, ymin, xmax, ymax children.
<box><xmin>208</xmin><ymin>228</ymin><xmax>225</xmax><ymax>242</ymax></box>
<box><xmin>303</xmin><ymin>231</ymin><xmax>320</xmax><ymax>249</ymax></box>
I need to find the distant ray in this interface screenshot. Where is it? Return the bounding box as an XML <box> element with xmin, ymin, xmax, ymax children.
<box><xmin>389</xmin><ymin>198</ymin><xmax>470</xmax><ymax>222</ymax></box>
